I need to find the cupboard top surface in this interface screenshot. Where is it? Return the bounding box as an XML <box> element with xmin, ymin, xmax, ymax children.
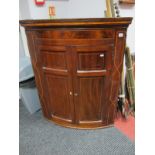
<box><xmin>19</xmin><ymin>17</ymin><xmax>132</xmax><ymax>29</ymax></box>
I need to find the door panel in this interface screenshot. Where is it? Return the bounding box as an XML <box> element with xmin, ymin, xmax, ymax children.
<box><xmin>76</xmin><ymin>44</ymin><xmax>113</xmax><ymax>72</ymax></box>
<box><xmin>73</xmin><ymin>43</ymin><xmax>114</xmax><ymax>125</ymax></box>
<box><xmin>40</xmin><ymin>51</ymin><xmax>67</xmax><ymax>70</ymax></box>
<box><xmin>45</xmin><ymin>74</ymin><xmax>72</xmax><ymax>120</ymax></box>
<box><xmin>78</xmin><ymin>52</ymin><xmax>105</xmax><ymax>70</ymax></box>
<box><xmin>36</xmin><ymin>45</ymin><xmax>74</xmax><ymax>123</ymax></box>
<box><xmin>78</xmin><ymin>77</ymin><xmax>104</xmax><ymax>121</ymax></box>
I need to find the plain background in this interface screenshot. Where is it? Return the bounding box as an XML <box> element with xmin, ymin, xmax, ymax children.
<box><xmin>0</xmin><ymin>0</ymin><xmax>155</xmax><ymax>154</ymax></box>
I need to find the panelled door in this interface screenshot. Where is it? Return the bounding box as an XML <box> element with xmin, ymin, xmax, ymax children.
<box><xmin>36</xmin><ymin>45</ymin><xmax>75</xmax><ymax>124</ymax></box>
<box><xmin>35</xmin><ymin>39</ymin><xmax>114</xmax><ymax>127</ymax></box>
<box><xmin>72</xmin><ymin>42</ymin><xmax>114</xmax><ymax>127</ymax></box>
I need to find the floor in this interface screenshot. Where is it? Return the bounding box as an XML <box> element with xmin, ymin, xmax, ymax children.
<box><xmin>19</xmin><ymin>103</ymin><xmax>135</xmax><ymax>155</ymax></box>
<box><xmin>115</xmin><ymin>115</ymin><xmax>135</xmax><ymax>141</ymax></box>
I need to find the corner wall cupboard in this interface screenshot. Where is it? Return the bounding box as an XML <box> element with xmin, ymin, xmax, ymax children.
<box><xmin>20</xmin><ymin>18</ymin><xmax>132</xmax><ymax>129</ymax></box>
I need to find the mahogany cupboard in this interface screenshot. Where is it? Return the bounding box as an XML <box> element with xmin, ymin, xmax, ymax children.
<box><xmin>20</xmin><ymin>18</ymin><xmax>132</xmax><ymax>129</ymax></box>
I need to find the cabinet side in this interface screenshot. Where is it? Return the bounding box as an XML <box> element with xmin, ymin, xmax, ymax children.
<box><xmin>106</xmin><ymin>28</ymin><xmax>127</xmax><ymax>124</ymax></box>
<box><xmin>25</xmin><ymin>31</ymin><xmax>50</xmax><ymax>118</ymax></box>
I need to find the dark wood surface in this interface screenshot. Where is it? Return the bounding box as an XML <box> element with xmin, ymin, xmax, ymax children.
<box><xmin>20</xmin><ymin>17</ymin><xmax>132</xmax><ymax>29</ymax></box>
<box><xmin>20</xmin><ymin>18</ymin><xmax>132</xmax><ymax>129</ymax></box>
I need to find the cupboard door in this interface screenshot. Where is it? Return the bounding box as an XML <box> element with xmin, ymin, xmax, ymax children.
<box><xmin>72</xmin><ymin>44</ymin><xmax>114</xmax><ymax>126</ymax></box>
<box><xmin>36</xmin><ymin>45</ymin><xmax>74</xmax><ymax>123</ymax></box>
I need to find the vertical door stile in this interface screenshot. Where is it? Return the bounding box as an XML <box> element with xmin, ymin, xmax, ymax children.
<box><xmin>66</xmin><ymin>46</ymin><xmax>76</xmax><ymax>124</ymax></box>
<box><xmin>70</xmin><ymin>46</ymin><xmax>79</xmax><ymax>124</ymax></box>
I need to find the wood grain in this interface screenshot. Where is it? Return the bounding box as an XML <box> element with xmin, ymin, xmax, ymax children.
<box><xmin>20</xmin><ymin>18</ymin><xmax>132</xmax><ymax>129</ymax></box>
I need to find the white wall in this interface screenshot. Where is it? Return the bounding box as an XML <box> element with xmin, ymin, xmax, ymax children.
<box><xmin>27</xmin><ymin>0</ymin><xmax>106</xmax><ymax>19</ymax></box>
<box><xmin>19</xmin><ymin>0</ymin><xmax>31</xmax><ymax>57</ymax></box>
<box><xmin>19</xmin><ymin>29</ymin><xmax>25</xmax><ymax>58</ymax></box>
<box><xmin>19</xmin><ymin>0</ymin><xmax>31</xmax><ymax>19</ymax></box>
<box><xmin>115</xmin><ymin>0</ymin><xmax>135</xmax><ymax>53</ymax></box>
<box><xmin>20</xmin><ymin>0</ymin><xmax>135</xmax><ymax>53</ymax></box>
